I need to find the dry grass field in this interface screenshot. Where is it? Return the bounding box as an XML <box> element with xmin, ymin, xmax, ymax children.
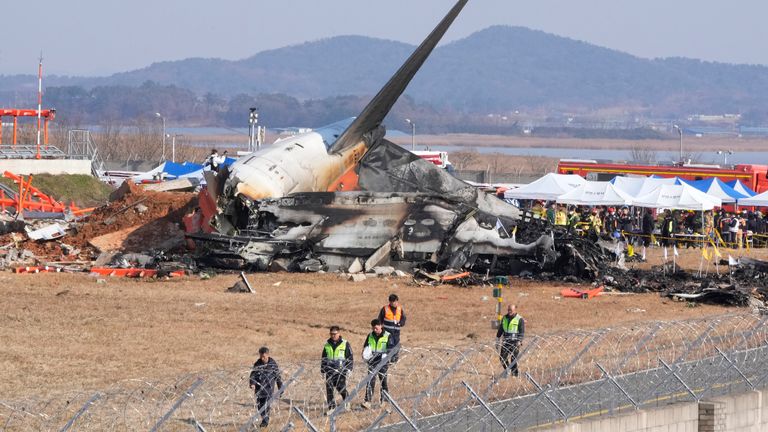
<box><xmin>0</xmin><ymin>247</ymin><xmax>742</xmax><ymax>401</ymax></box>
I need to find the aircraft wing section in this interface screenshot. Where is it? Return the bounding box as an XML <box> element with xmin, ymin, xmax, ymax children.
<box><xmin>329</xmin><ymin>0</ymin><xmax>469</xmax><ymax>153</ymax></box>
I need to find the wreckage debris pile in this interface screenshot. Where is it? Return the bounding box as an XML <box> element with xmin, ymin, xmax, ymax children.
<box><xmin>72</xmin><ymin>182</ymin><xmax>197</xmax><ymax>253</ymax></box>
<box><xmin>596</xmin><ymin>259</ymin><xmax>768</xmax><ymax>307</ymax></box>
<box><xmin>0</xmin><ymin>182</ymin><xmax>197</xmax><ymax>264</ymax></box>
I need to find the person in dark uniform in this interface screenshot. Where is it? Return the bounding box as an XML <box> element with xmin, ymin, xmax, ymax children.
<box><xmin>378</xmin><ymin>294</ymin><xmax>406</xmax><ymax>362</ymax></box>
<box><xmin>496</xmin><ymin>304</ymin><xmax>525</xmax><ymax>376</ymax></box>
<box><xmin>642</xmin><ymin>210</ymin><xmax>656</xmax><ymax>248</ymax></box>
<box><xmin>322</xmin><ymin>325</ymin><xmax>353</xmax><ymax>415</ymax></box>
<box><xmin>249</xmin><ymin>347</ymin><xmax>283</xmax><ymax>428</ymax></box>
<box><xmin>361</xmin><ymin>319</ymin><xmax>395</xmax><ymax>409</ymax></box>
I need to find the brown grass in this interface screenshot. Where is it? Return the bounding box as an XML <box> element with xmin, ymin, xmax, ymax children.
<box><xmin>0</xmin><ymin>261</ymin><xmax>732</xmax><ymax>400</ymax></box>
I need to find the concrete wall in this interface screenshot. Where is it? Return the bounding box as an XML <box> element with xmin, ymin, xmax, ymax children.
<box><xmin>0</xmin><ymin>159</ymin><xmax>92</xmax><ymax>175</ymax></box>
<box><xmin>538</xmin><ymin>390</ymin><xmax>767</xmax><ymax>432</ymax></box>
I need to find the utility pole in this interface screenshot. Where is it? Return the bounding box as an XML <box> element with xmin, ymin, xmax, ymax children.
<box><xmin>405</xmin><ymin>118</ymin><xmax>415</xmax><ymax>151</ymax></box>
<box><xmin>673</xmin><ymin>124</ymin><xmax>683</xmax><ymax>162</ymax></box>
<box><xmin>36</xmin><ymin>53</ymin><xmax>43</xmax><ymax>159</ymax></box>
<box><xmin>248</xmin><ymin>108</ymin><xmax>259</xmax><ymax>152</ymax></box>
<box><xmin>155</xmin><ymin>112</ymin><xmax>166</xmax><ymax>160</ymax></box>
<box><xmin>171</xmin><ymin>134</ymin><xmax>183</xmax><ymax>163</ymax></box>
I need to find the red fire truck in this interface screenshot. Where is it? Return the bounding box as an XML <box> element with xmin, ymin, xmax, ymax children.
<box><xmin>557</xmin><ymin>159</ymin><xmax>768</xmax><ymax>193</ymax></box>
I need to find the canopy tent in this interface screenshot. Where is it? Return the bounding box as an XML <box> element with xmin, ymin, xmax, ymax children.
<box><xmin>556</xmin><ymin>181</ymin><xmax>634</xmax><ymax>206</ymax></box>
<box><xmin>738</xmin><ymin>189</ymin><xmax>768</xmax><ymax>206</ymax></box>
<box><xmin>609</xmin><ymin>176</ymin><xmax>646</xmax><ymax>197</ymax></box>
<box><xmin>634</xmin><ymin>177</ymin><xmax>682</xmax><ymax>197</ymax></box>
<box><xmin>503</xmin><ymin>173</ymin><xmax>586</xmax><ymax>201</ymax></box>
<box><xmin>610</xmin><ymin>176</ymin><xmax>679</xmax><ymax>198</ymax></box>
<box><xmin>632</xmin><ymin>184</ymin><xmax>721</xmax><ymax>210</ymax></box>
<box><xmin>726</xmin><ymin>180</ymin><xmax>756</xmax><ymax>197</ymax></box>
<box><xmin>677</xmin><ymin>178</ymin><xmax>748</xmax><ymax>203</ymax></box>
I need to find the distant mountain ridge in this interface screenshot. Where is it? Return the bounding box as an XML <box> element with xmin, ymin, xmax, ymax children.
<box><xmin>3</xmin><ymin>25</ymin><xmax>768</xmax><ymax>116</ymax></box>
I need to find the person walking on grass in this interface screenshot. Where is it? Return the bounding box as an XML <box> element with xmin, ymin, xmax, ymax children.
<box><xmin>378</xmin><ymin>293</ymin><xmax>406</xmax><ymax>362</ymax></box>
<box><xmin>322</xmin><ymin>325</ymin><xmax>353</xmax><ymax>415</ymax></box>
<box><xmin>249</xmin><ymin>347</ymin><xmax>283</xmax><ymax>428</ymax></box>
<box><xmin>496</xmin><ymin>304</ymin><xmax>525</xmax><ymax>376</ymax></box>
<box><xmin>361</xmin><ymin>319</ymin><xmax>395</xmax><ymax>409</ymax></box>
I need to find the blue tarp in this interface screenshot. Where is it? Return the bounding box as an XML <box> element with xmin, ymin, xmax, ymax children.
<box><xmin>162</xmin><ymin>161</ymin><xmax>204</xmax><ymax>178</ymax></box>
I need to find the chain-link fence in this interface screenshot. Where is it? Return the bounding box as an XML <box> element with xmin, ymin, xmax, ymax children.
<box><xmin>2</xmin><ymin>313</ymin><xmax>767</xmax><ymax>431</ymax></box>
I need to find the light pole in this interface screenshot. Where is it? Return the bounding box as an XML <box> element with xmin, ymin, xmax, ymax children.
<box><xmin>171</xmin><ymin>134</ymin><xmax>183</xmax><ymax>163</ymax></box>
<box><xmin>672</xmin><ymin>124</ymin><xmax>683</xmax><ymax>162</ymax></box>
<box><xmin>155</xmin><ymin>112</ymin><xmax>166</xmax><ymax>160</ymax></box>
<box><xmin>405</xmin><ymin>118</ymin><xmax>415</xmax><ymax>151</ymax></box>
<box><xmin>716</xmin><ymin>149</ymin><xmax>733</xmax><ymax>165</ymax></box>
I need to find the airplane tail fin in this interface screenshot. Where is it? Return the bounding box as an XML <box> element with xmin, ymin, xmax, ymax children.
<box><xmin>329</xmin><ymin>0</ymin><xmax>469</xmax><ymax>153</ymax></box>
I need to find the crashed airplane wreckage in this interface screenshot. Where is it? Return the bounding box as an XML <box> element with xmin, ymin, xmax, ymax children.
<box><xmin>190</xmin><ymin>136</ymin><xmax>607</xmax><ymax>278</ymax></box>
<box><xmin>185</xmin><ymin>0</ymin><xmax>608</xmax><ymax>278</ymax></box>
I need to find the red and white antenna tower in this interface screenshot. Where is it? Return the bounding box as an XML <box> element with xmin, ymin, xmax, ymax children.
<box><xmin>36</xmin><ymin>53</ymin><xmax>44</xmax><ymax>159</ymax></box>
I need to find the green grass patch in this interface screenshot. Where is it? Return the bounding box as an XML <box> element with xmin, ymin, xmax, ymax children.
<box><xmin>0</xmin><ymin>174</ymin><xmax>112</xmax><ymax>208</ymax></box>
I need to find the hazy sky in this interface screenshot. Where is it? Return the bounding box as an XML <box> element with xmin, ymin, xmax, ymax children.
<box><xmin>4</xmin><ymin>0</ymin><xmax>768</xmax><ymax>76</ymax></box>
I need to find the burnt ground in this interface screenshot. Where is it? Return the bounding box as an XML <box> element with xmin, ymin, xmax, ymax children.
<box><xmin>0</xmin><ymin>268</ymin><xmax>731</xmax><ymax>400</ymax></box>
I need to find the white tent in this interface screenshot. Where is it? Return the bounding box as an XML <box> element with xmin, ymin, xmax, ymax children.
<box><xmin>738</xmin><ymin>190</ymin><xmax>768</xmax><ymax>206</ymax></box>
<box><xmin>557</xmin><ymin>181</ymin><xmax>634</xmax><ymax>206</ymax></box>
<box><xmin>635</xmin><ymin>177</ymin><xmax>680</xmax><ymax>197</ymax></box>
<box><xmin>609</xmin><ymin>176</ymin><xmax>646</xmax><ymax>197</ymax></box>
<box><xmin>632</xmin><ymin>184</ymin><xmax>721</xmax><ymax>210</ymax></box>
<box><xmin>504</xmin><ymin>173</ymin><xmax>586</xmax><ymax>201</ymax></box>
<box><xmin>610</xmin><ymin>176</ymin><xmax>678</xmax><ymax>198</ymax></box>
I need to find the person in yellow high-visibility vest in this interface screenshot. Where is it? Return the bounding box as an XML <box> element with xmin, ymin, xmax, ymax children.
<box><xmin>555</xmin><ymin>206</ymin><xmax>568</xmax><ymax>226</ymax></box>
<box><xmin>495</xmin><ymin>304</ymin><xmax>525</xmax><ymax>376</ymax></box>
<box><xmin>361</xmin><ymin>319</ymin><xmax>395</xmax><ymax>409</ymax></box>
<box><xmin>321</xmin><ymin>326</ymin><xmax>354</xmax><ymax>415</ymax></box>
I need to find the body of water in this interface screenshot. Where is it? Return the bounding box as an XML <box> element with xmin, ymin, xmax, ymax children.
<box><xmin>426</xmin><ymin>145</ymin><xmax>768</xmax><ymax>166</ymax></box>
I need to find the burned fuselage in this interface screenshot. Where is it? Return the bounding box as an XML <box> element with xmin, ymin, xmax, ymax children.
<box><xmin>194</xmin><ymin>190</ymin><xmax>555</xmax><ymax>274</ymax></box>
<box><xmin>194</xmin><ymin>138</ymin><xmax>560</xmax><ymax>275</ymax></box>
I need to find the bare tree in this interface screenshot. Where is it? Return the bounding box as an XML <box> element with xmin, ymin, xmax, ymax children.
<box><xmin>451</xmin><ymin>150</ymin><xmax>480</xmax><ymax>170</ymax></box>
<box><xmin>630</xmin><ymin>145</ymin><xmax>657</xmax><ymax>163</ymax></box>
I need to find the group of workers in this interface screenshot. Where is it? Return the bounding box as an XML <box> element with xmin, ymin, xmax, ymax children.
<box><xmin>248</xmin><ymin>294</ymin><xmax>407</xmax><ymax>428</ymax></box>
<box><xmin>247</xmin><ymin>295</ymin><xmax>526</xmax><ymax>428</ymax></box>
<box><xmin>527</xmin><ymin>201</ymin><xmax>768</xmax><ymax>249</ymax></box>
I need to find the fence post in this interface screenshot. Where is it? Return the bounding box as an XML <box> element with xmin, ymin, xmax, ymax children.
<box><xmin>149</xmin><ymin>377</ymin><xmax>204</xmax><ymax>432</ymax></box>
<box><xmin>291</xmin><ymin>407</ymin><xmax>319</xmax><ymax>432</ymax></box>
<box><xmin>507</xmin><ymin>373</ymin><xmax>565</xmax><ymax>429</ymax></box>
<box><xmin>382</xmin><ymin>390</ymin><xmax>420</xmax><ymax>431</ymax></box>
<box><xmin>329</xmin><ymin>345</ymin><xmax>400</xmax><ymax>432</ymax></box>
<box><xmin>191</xmin><ymin>419</ymin><xmax>207</xmax><ymax>432</ymax></box>
<box><xmin>716</xmin><ymin>346</ymin><xmax>754</xmax><ymax>390</ymax></box>
<box><xmin>59</xmin><ymin>392</ymin><xmax>101</xmax><ymax>432</ymax></box>
<box><xmin>658</xmin><ymin>358</ymin><xmax>698</xmax><ymax>401</ymax></box>
<box><xmin>461</xmin><ymin>381</ymin><xmax>507</xmax><ymax>432</ymax></box>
